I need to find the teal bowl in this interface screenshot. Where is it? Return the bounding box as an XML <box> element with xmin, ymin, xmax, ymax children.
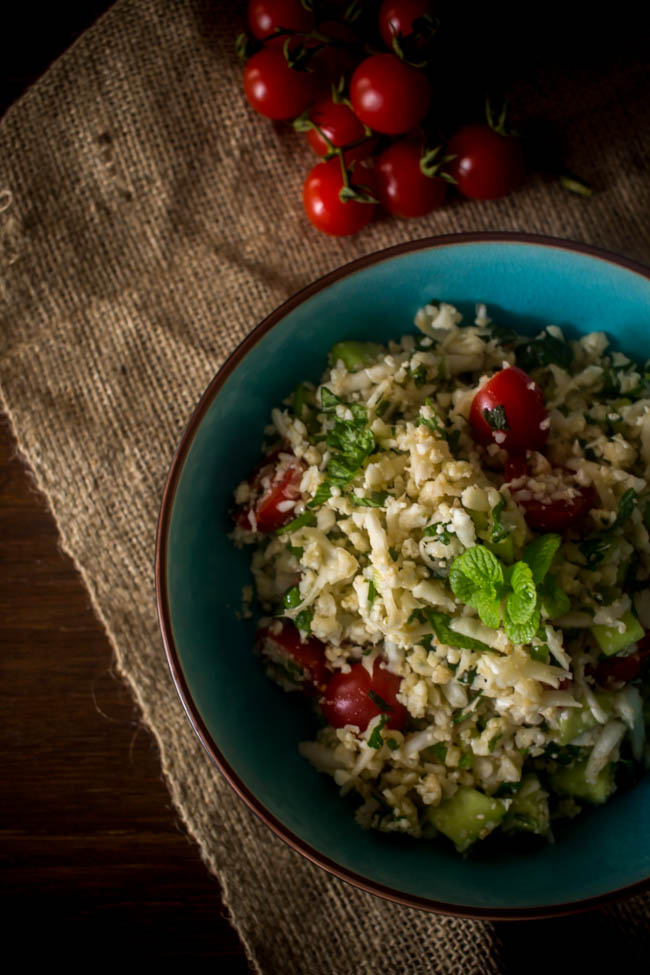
<box><xmin>156</xmin><ymin>233</ymin><xmax>650</xmax><ymax>918</ymax></box>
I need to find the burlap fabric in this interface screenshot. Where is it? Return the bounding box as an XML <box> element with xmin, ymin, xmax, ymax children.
<box><xmin>1</xmin><ymin>1</ymin><xmax>649</xmax><ymax>970</ymax></box>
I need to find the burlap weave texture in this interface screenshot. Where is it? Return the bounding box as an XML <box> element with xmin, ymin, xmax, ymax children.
<box><xmin>1</xmin><ymin>1</ymin><xmax>649</xmax><ymax>971</ymax></box>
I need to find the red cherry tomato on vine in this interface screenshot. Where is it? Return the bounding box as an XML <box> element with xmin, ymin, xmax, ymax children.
<box><xmin>303</xmin><ymin>157</ymin><xmax>376</xmax><ymax>236</ymax></box>
<box><xmin>447</xmin><ymin>124</ymin><xmax>525</xmax><ymax>200</ymax></box>
<box><xmin>306</xmin><ymin>96</ymin><xmax>374</xmax><ymax>163</ymax></box>
<box><xmin>469</xmin><ymin>366</ymin><xmax>548</xmax><ymax>453</ymax></box>
<box><xmin>320</xmin><ymin>660</ymin><xmax>407</xmax><ymax>731</ymax></box>
<box><xmin>248</xmin><ymin>0</ymin><xmax>313</xmax><ymax>40</ymax></box>
<box><xmin>257</xmin><ymin>621</ymin><xmax>329</xmax><ymax>694</ymax></box>
<box><xmin>350</xmin><ymin>54</ymin><xmax>432</xmax><ymax>135</ymax></box>
<box><xmin>243</xmin><ymin>45</ymin><xmax>320</xmax><ymax>120</ymax></box>
<box><xmin>378</xmin><ymin>0</ymin><xmax>433</xmax><ymax>51</ymax></box>
<box><xmin>504</xmin><ymin>457</ymin><xmax>598</xmax><ymax>533</ymax></box>
<box><xmin>375</xmin><ymin>138</ymin><xmax>446</xmax><ymax>218</ymax></box>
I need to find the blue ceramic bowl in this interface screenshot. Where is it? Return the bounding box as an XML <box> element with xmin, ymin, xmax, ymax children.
<box><xmin>156</xmin><ymin>233</ymin><xmax>650</xmax><ymax>918</ymax></box>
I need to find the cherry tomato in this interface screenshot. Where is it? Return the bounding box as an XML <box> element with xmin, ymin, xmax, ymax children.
<box><xmin>248</xmin><ymin>0</ymin><xmax>313</xmax><ymax>40</ymax></box>
<box><xmin>375</xmin><ymin>138</ymin><xmax>446</xmax><ymax>218</ymax></box>
<box><xmin>236</xmin><ymin>451</ymin><xmax>304</xmax><ymax>532</ymax></box>
<box><xmin>350</xmin><ymin>54</ymin><xmax>432</xmax><ymax>135</ymax></box>
<box><xmin>469</xmin><ymin>366</ymin><xmax>548</xmax><ymax>454</ymax></box>
<box><xmin>504</xmin><ymin>458</ymin><xmax>598</xmax><ymax>533</ymax></box>
<box><xmin>243</xmin><ymin>45</ymin><xmax>320</xmax><ymax>120</ymax></box>
<box><xmin>305</xmin><ymin>96</ymin><xmax>373</xmax><ymax>164</ymax></box>
<box><xmin>378</xmin><ymin>0</ymin><xmax>432</xmax><ymax>50</ymax></box>
<box><xmin>303</xmin><ymin>157</ymin><xmax>376</xmax><ymax>236</ymax></box>
<box><xmin>592</xmin><ymin>635</ymin><xmax>650</xmax><ymax>686</ymax></box>
<box><xmin>320</xmin><ymin>660</ymin><xmax>407</xmax><ymax>731</ymax></box>
<box><xmin>447</xmin><ymin>124</ymin><xmax>525</xmax><ymax>200</ymax></box>
<box><xmin>257</xmin><ymin>621</ymin><xmax>329</xmax><ymax>694</ymax></box>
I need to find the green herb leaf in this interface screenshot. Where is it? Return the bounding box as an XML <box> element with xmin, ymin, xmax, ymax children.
<box><xmin>473</xmin><ymin>590</ymin><xmax>503</xmax><ymax>629</ymax></box>
<box><xmin>283</xmin><ymin>585</ymin><xmax>301</xmax><ymax>610</ymax></box>
<box><xmin>517</xmin><ymin>329</ymin><xmax>573</xmax><ymax>372</ymax></box>
<box><xmin>483</xmin><ymin>405</ymin><xmax>509</xmax><ymax>430</ymax></box>
<box><xmin>389</xmin><ymin>546</ymin><xmax>399</xmax><ymax>562</ymax></box>
<box><xmin>320</xmin><ymin>386</ymin><xmax>342</xmax><ymax>412</ymax></box>
<box><xmin>386</xmin><ymin>737</ymin><xmax>399</xmax><ymax>751</ymax></box>
<box><xmin>367</xmin><ymin>578</ymin><xmax>377</xmax><ymax>608</ymax></box>
<box><xmin>276</xmin><ymin>511</ymin><xmax>317</xmax><ymax>535</ymax></box>
<box><xmin>491</xmin><ymin>497</ymin><xmax>508</xmax><ymax>543</ymax></box>
<box><xmin>368</xmin><ymin>715</ymin><xmax>387</xmax><ymax>749</ymax></box>
<box><xmin>505</xmin><ymin>562</ymin><xmax>537</xmax><ymax>624</ymax></box>
<box><xmin>488</xmin><ymin>734</ymin><xmax>503</xmax><ymax>753</ymax></box>
<box><xmin>504</xmin><ymin>607</ymin><xmax>540</xmax><ymax>645</ymax></box>
<box><xmin>612</xmin><ymin>488</ymin><xmax>637</xmax><ymax>529</ymax></box>
<box><xmin>350</xmin><ymin>491</ymin><xmax>389</xmax><ymax>508</ymax></box>
<box><xmin>449</xmin><ymin>545</ymin><xmax>504</xmax><ymax>590</ymax></box>
<box><xmin>368</xmin><ymin>689</ymin><xmax>393</xmax><ymax>713</ymax></box>
<box><xmin>307</xmin><ymin>480</ymin><xmax>333</xmax><ymax>510</ymax></box>
<box><xmin>425</xmin><ymin>742</ymin><xmax>447</xmax><ymax>763</ymax></box>
<box><xmin>423</xmin><ymin>522</ymin><xmax>453</xmax><ymax>543</ymax></box>
<box><xmin>522</xmin><ymin>533</ymin><xmax>561</xmax><ymax>584</ymax></box>
<box><xmin>529</xmin><ymin>643</ymin><xmax>550</xmax><ymax>664</ymax></box>
<box><xmin>295</xmin><ymin>608</ymin><xmax>313</xmax><ymax>634</ymax></box>
<box><xmin>459</xmin><ymin>751</ymin><xmax>474</xmax><ymax>769</ymax></box>
<box><xmin>287</xmin><ymin>544</ymin><xmax>304</xmax><ymax>560</ymax></box>
<box><xmin>425</xmin><ymin>610</ymin><xmax>494</xmax><ymax>654</ymax></box>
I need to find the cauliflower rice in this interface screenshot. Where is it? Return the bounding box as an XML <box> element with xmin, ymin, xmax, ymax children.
<box><xmin>231</xmin><ymin>301</ymin><xmax>650</xmax><ymax>853</ymax></box>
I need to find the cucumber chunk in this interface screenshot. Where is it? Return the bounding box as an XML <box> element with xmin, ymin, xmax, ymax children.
<box><xmin>428</xmin><ymin>786</ymin><xmax>507</xmax><ymax>853</ymax></box>
<box><xmin>329</xmin><ymin>341</ymin><xmax>384</xmax><ymax>372</ymax></box>
<box><xmin>556</xmin><ymin>691</ymin><xmax>614</xmax><ymax>745</ymax></box>
<box><xmin>503</xmin><ymin>775</ymin><xmax>550</xmax><ymax>836</ymax></box>
<box><xmin>549</xmin><ymin>759</ymin><xmax>615</xmax><ymax>804</ymax></box>
<box><xmin>591</xmin><ymin>609</ymin><xmax>644</xmax><ymax>656</ymax></box>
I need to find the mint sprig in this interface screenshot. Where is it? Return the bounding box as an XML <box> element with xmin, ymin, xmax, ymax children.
<box><xmin>448</xmin><ymin>535</ymin><xmax>563</xmax><ymax>645</ymax></box>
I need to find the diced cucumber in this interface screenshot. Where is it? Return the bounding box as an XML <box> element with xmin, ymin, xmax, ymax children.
<box><xmin>591</xmin><ymin>609</ymin><xmax>644</xmax><ymax>656</ymax></box>
<box><xmin>556</xmin><ymin>691</ymin><xmax>614</xmax><ymax>745</ymax></box>
<box><xmin>293</xmin><ymin>383</ymin><xmax>315</xmax><ymax>420</ymax></box>
<box><xmin>486</xmin><ymin>536</ymin><xmax>515</xmax><ymax>563</ymax></box>
<box><xmin>466</xmin><ymin>508</ymin><xmax>489</xmax><ymax>533</ymax></box>
<box><xmin>503</xmin><ymin>776</ymin><xmax>550</xmax><ymax>836</ymax></box>
<box><xmin>549</xmin><ymin>759</ymin><xmax>615</xmax><ymax>804</ymax></box>
<box><xmin>428</xmin><ymin>786</ymin><xmax>507</xmax><ymax>853</ymax></box>
<box><xmin>329</xmin><ymin>341</ymin><xmax>384</xmax><ymax>372</ymax></box>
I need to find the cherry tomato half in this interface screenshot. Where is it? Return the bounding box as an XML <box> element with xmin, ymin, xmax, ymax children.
<box><xmin>306</xmin><ymin>96</ymin><xmax>371</xmax><ymax>162</ymax></box>
<box><xmin>350</xmin><ymin>54</ymin><xmax>432</xmax><ymax>135</ymax></box>
<box><xmin>243</xmin><ymin>45</ymin><xmax>321</xmax><ymax>121</ymax></box>
<box><xmin>592</xmin><ymin>634</ymin><xmax>650</xmax><ymax>686</ymax></box>
<box><xmin>248</xmin><ymin>0</ymin><xmax>313</xmax><ymax>40</ymax></box>
<box><xmin>257</xmin><ymin>621</ymin><xmax>329</xmax><ymax>694</ymax></box>
<box><xmin>447</xmin><ymin>124</ymin><xmax>525</xmax><ymax>200</ymax></box>
<box><xmin>375</xmin><ymin>138</ymin><xmax>446</xmax><ymax>218</ymax></box>
<box><xmin>504</xmin><ymin>458</ymin><xmax>598</xmax><ymax>533</ymax></box>
<box><xmin>303</xmin><ymin>157</ymin><xmax>376</xmax><ymax>236</ymax></box>
<box><xmin>469</xmin><ymin>366</ymin><xmax>548</xmax><ymax>454</ymax></box>
<box><xmin>320</xmin><ymin>660</ymin><xmax>407</xmax><ymax>731</ymax></box>
<box><xmin>236</xmin><ymin>451</ymin><xmax>304</xmax><ymax>532</ymax></box>
<box><xmin>378</xmin><ymin>0</ymin><xmax>433</xmax><ymax>51</ymax></box>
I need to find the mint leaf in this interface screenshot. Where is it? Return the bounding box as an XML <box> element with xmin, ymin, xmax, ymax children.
<box><xmin>450</xmin><ymin>545</ymin><xmax>504</xmax><ymax>589</ymax></box>
<box><xmin>276</xmin><ymin>511</ymin><xmax>316</xmax><ymax>535</ymax></box>
<box><xmin>505</xmin><ymin>562</ymin><xmax>537</xmax><ymax>623</ymax></box>
<box><xmin>522</xmin><ymin>533</ymin><xmax>561</xmax><ymax>584</ymax></box>
<box><xmin>448</xmin><ymin>563</ymin><xmax>480</xmax><ymax>603</ymax></box>
<box><xmin>539</xmin><ymin>574</ymin><xmax>571</xmax><ymax>618</ymax></box>
<box><xmin>504</xmin><ymin>607</ymin><xmax>540</xmax><ymax>645</ymax></box>
<box><xmin>472</xmin><ymin>590</ymin><xmax>502</xmax><ymax>629</ymax></box>
<box><xmin>483</xmin><ymin>405</ymin><xmax>509</xmax><ymax>430</ymax></box>
<box><xmin>425</xmin><ymin>610</ymin><xmax>493</xmax><ymax>653</ymax></box>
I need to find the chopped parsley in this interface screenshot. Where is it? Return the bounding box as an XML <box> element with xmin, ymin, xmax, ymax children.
<box><xmin>368</xmin><ymin>689</ymin><xmax>393</xmax><ymax>713</ymax></box>
<box><xmin>424</xmin><ymin>742</ymin><xmax>447</xmax><ymax>763</ymax></box>
<box><xmin>367</xmin><ymin>578</ymin><xmax>377</xmax><ymax>608</ymax></box>
<box><xmin>276</xmin><ymin>511</ymin><xmax>316</xmax><ymax>535</ymax></box>
<box><xmin>482</xmin><ymin>404</ymin><xmax>509</xmax><ymax>430</ymax></box>
<box><xmin>423</xmin><ymin>522</ymin><xmax>452</xmax><ymax>543</ymax></box>
<box><xmin>516</xmin><ymin>328</ymin><xmax>573</xmax><ymax>372</ymax></box>
<box><xmin>350</xmin><ymin>491</ymin><xmax>389</xmax><ymax>508</ymax></box>
<box><xmin>368</xmin><ymin>715</ymin><xmax>387</xmax><ymax>749</ymax></box>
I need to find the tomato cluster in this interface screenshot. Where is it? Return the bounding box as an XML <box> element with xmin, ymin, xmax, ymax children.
<box><xmin>238</xmin><ymin>0</ymin><xmax>526</xmax><ymax>236</ymax></box>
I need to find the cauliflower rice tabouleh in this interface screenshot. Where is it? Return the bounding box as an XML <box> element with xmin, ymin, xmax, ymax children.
<box><xmin>231</xmin><ymin>302</ymin><xmax>650</xmax><ymax>854</ymax></box>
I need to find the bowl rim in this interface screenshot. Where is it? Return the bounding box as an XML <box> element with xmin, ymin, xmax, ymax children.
<box><xmin>155</xmin><ymin>231</ymin><xmax>650</xmax><ymax>920</ymax></box>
